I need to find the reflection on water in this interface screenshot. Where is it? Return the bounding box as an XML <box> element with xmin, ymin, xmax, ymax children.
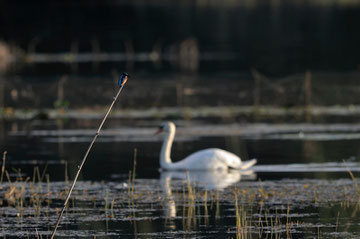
<box><xmin>161</xmin><ymin>169</ymin><xmax>256</xmax><ymax>190</ymax></box>
<box><xmin>160</xmin><ymin>169</ymin><xmax>256</xmax><ymax>231</ymax></box>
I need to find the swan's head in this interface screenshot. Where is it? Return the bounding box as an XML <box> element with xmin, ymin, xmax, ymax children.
<box><xmin>155</xmin><ymin>121</ymin><xmax>176</xmax><ymax>135</ymax></box>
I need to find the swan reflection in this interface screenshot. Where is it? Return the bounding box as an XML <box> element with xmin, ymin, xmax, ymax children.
<box><xmin>161</xmin><ymin>169</ymin><xmax>256</xmax><ymax>190</ymax></box>
<box><xmin>160</xmin><ymin>169</ymin><xmax>256</xmax><ymax>228</ymax></box>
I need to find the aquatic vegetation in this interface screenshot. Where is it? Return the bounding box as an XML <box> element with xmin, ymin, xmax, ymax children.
<box><xmin>1</xmin><ymin>164</ymin><xmax>360</xmax><ymax>238</ymax></box>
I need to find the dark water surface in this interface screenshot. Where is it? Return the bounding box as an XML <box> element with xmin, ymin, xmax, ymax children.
<box><xmin>1</xmin><ymin>118</ymin><xmax>360</xmax><ymax>238</ymax></box>
<box><xmin>2</xmin><ymin>1</ymin><xmax>360</xmax><ymax>237</ymax></box>
<box><xmin>3</xmin><ymin>119</ymin><xmax>360</xmax><ymax>180</ymax></box>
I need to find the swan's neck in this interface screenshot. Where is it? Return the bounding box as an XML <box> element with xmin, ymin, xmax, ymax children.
<box><xmin>160</xmin><ymin>127</ymin><xmax>175</xmax><ymax>169</ymax></box>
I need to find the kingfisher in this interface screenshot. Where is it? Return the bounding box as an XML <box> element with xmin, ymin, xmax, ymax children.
<box><xmin>119</xmin><ymin>72</ymin><xmax>130</xmax><ymax>87</ymax></box>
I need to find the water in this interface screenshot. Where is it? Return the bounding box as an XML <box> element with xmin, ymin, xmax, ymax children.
<box><xmin>1</xmin><ymin>118</ymin><xmax>360</xmax><ymax>238</ymax></box>
<box><xmin>2</xmin><ymin>1</ymin><xmax>360</xmax><ymax>237</ymax></box>
<box><xmin>2</xmin><ymin>178</ymin><xmax>359</xmax><ymax>238</ymax></box>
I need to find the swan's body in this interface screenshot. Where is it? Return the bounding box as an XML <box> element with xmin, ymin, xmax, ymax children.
<box><xmin>158</xmin><ymin>122</ymin><xmax>257</xmax><ymax>171</ymax></box>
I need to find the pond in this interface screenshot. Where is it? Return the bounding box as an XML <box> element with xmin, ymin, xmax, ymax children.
<box><xmin>1</xmin><ymin>118</ymin><xmax>360</xmax><ymax>238</ymax></box>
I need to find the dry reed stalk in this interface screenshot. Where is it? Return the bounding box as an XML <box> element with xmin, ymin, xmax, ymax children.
<box><xmin>110</xmin><ymin>198</ymin><xmax>115</xmax><ymax>218</ymax></box>
<box><xmin>104</xmin><ymin>191</ymin><xmax>109</xmax><ymax>213</ymax></box>
<box><xmin>128</xmin><ymin>170</ymin><xmax>132</xmax><ymax>196</ymax></box>
<box><xmin>317</xmin><ymin>226</ymin><xmax>322</xmax><ymax>239</ymax></box>
<box><xmin>286</xmin><ymin>204</ymin><xmax>292</xmax><ymax>239</ymax></box>
<box><xmin>215</xmin><ymin>191</ymin><xmax>220</xmax><ymax>220</ymax></box>
<box><xmin>203</xmin><ymin>189</ymin><xmax>209</xmax><ymax>225</ymax></box>
<box><xmin>335</xmin><ymin>211</ymin><xmax>340</xmax><ymax>239</ymax></box>
<box><xmin>50</xmin><ymin>78</ymin><xmax>128</xmax><ymax>239</ymax></box>
<box><xmin>40</xmin><ymin>163</ymin><xmax>48</xmax><ymax>182</ymax></box>
<box><xmin>0</xmin><ymin>151</ymin><xmax>7</xmax><ymax>185</ymax></box>
<box><xmin>5</xmin><ymin>170</ymin><xmax>12</xmax><ymax>188</ymax></box>
<box><xmin>344</xmin><ymin>160</ymin><xmax>359</xmax><ymax>192</ymax></box>
<box><xmin>235</xmin><ymin>191</ymin><xmax>241</xmax><ymax>239</ymax></box>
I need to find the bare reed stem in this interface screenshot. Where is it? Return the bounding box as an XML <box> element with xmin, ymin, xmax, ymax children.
<box><xmin>50</xmin><ymin>81</ymin><xmax>127</xmax><ymax>239</ymax></box>
<box><xmin>0</xmin><ymin>151</ymin><xmax>7</xmax><ymax>184</ymax></box>
<box><xmin>344</xmin><ymin>160</ymin><xmax>359</xmax><ymax>191</ymax></box>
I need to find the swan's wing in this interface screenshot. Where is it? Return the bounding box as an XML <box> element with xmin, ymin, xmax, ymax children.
<box><xmin>176</xmin><ymin>148</ymin><xmax>249</xmax><ymax>170</ymax></box>
<box><xmin>216</xmin><ymin>149</ymin><xmax>257</xmax><ymax>170</ymax></box>
<box><xmin>178</xmin><ymin>149</ymin><xmax>231</xmax><ymax>170</ymax></box>
<box><xmin>214</xmin><ymin>149</ymin><xmax>242</xmax><ymax>168</ymax></box>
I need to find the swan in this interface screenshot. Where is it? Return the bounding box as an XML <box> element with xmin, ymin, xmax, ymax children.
<box><xmin>156</xmin><ymin>122</ymin><xmax>257</xmax><ymax>170</ymax></box>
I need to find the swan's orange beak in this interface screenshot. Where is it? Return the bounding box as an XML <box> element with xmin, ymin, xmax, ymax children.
<box><xmin>154</xmin><ymin>127</ymin><xmax>163</xmax><ymax>136</ymax></box>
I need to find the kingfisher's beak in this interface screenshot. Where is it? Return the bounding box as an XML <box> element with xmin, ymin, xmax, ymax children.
<box><xmin>154</xmin><ymin>127</ymin><xmax>163</xmax><ymax>136</ymax></box>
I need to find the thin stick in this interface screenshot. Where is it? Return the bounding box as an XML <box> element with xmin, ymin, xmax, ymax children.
<box><xmin>50</xmin><ymin>81</ymin><xmax>127</xmax><ymax>238</ymax></box>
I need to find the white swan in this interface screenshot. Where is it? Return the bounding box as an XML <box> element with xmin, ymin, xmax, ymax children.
<box><xmin>156</xmin><ymin>122</ymin><xmax>257</xmax><ymax>170</ymax></box>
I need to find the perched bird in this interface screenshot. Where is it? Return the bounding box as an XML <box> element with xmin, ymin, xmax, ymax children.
<box><xmin>119</xmin><ymin>72</ymin><xmax>129</xmax><ymax>87</ymax></box>
<box><xmin>155</xmin><ymin>121</ymin><xmax>257</xmax><ymax>171</ymax></box>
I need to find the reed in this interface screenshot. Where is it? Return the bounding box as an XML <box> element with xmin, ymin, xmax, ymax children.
<box><xmin>104</xmin><ymin>191</ymin><xmax>109</xmax><ymax>214</ymax></box>
<box><xmin>182</xmin><ymin>181</ymin><xmax>186</xmax><ymax>229</ymax></box>
<box><xmin>344</xmin><ymin>160</ymin><xmax>360</xmax><ymax>194</ymax></box>
<box><xmin>235</xmin><ymin>191</ymin><xmax>241</xmax><ymax>239</ymax></box>
<box><xmin>184</xmin><ymin>173</ymin><xmax>197</xmax><ymax>231</ymax></box>
<box><xmin>128</xmin><ymin>170</ymin><xmax>132</xmax><ymax>196</ymax></box>
<box><xmin>110</xmin><ymin>198</ymin><xmax>115</xmax><ymax>218</ymax></box>
<box><xmin>35</xmin><ymin>228</ymin><xmax>42</xmax><ymax>239</ymax></box>
<box><xmin>203</xmin><ymin>189</ymin><xmax>209</xmax><ymax>225</ymax></box>
<box><xmin>50</xmin><ymin>76</ymin><xmax>128</xmax><ymax>239</ymax></box>
<box><xmin>0</xmin><ymin>151</ymin><xmax>7</xmax><ymax>185</ymax></box>
<box><xmin>335</xmin><ymin>211</ymin><xmax>340</xmax><ymax>239</ymax></box>
<box><xmin>235</xmin><ymin>191</ymin><xmax>250</xmax><ymax>239</ymax></box>
<box><xmin>285</xmin><ymin>204</ymin><xmax>292</xmax><ymax>239</ymax></box>
<box><xmin>215</xmin><ymin>191</ymin><xmax>220</xmax><ymax>220</ymax></box>
<box><xmin>2</xmin><ymin>151</ymin><xmax>360</xmax><ymax>238</ymax></box>
<box><xmin>317</xmin><ymin>226</ymin><xmax>322</xmax><ymax>239</ymax></box>
<box><xmin>40</xmin><ymin>163</ymin><xmax>48</xmax><ymax>182</ymax></box>
<box><xmin>46</xmin><ymin>174</ymin><xmax>50</xmax><ymax>216</ymax></box>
